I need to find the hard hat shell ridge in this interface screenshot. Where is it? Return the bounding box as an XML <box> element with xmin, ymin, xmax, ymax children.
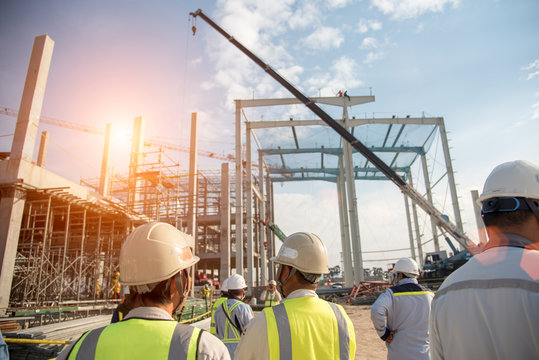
<box><xmin>119</xmin><ymin>222</ymin><xmax>199</xmax><ymax>286</ymax></box>
<box><xmin>391</xmin><ymin>257</ymin><xmax>420</xmax><ymax>277</ymax></box>
<box><xmin>271</xmin><ymin>232</ymin><xmax>329</xmax><ymax>274</ymax></box>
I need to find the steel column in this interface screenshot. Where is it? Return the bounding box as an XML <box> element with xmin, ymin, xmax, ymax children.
<box><xmin>337</xmin><ymin>155</ymin><xmax>354</xmax><ymax>287</ymax></box>
<box><xmin>245</xmin><ymin>124</ymin><xmax>254</xmax><ymax>293</ymax></box>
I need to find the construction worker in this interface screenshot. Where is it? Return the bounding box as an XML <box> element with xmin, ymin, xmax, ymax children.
<box><xmin>235</xmin><ymin>232</ymin><xmax>356</xmax><ymax>360</ymax></box>
<box><xmin>202</xmin><ymin>281</ymin><xmax>212</xmax><ymax>309</ymax></box>
<box><xmin>370</xmin><ymin>257</ymin><xmax>433</xmax><ymax>360</ymax></box>
<box><xmin>56</xmin><ymin>222</ymin><xmax>230</xmax><ymax>360</ymax></box>
<box><xmin>430</xmin><ymin>160</ymin><xmax>539</xmax><ymax>359</ymax></box>
<box><xmin>259</xmin><ymin>280</ymin><xmax>281</xmax><ymax>307</ymax></box>
<box><xmin>111</xmin><ymin>271</ymin><xmax>121</xmax><ymax>300</ymax></box>
<box><xmin>214</xmin><ymin>273</ymin><xmax>254</xmax><ymax>358</ymax></box>
<box><xmin>210</xmin><ymin>277</ymin><xmax>229</xmax><ymax>335</ymax></box>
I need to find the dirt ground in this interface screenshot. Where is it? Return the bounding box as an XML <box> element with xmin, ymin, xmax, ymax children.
<box><xmin>342</xmin><ymin>304</ymin><xmax>387</xmax><ymax>360</ymax></box>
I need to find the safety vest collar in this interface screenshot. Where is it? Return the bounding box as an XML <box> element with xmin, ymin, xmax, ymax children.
<box><xmin>61</xmin><ymin>320</ymin><xmax>202</xmax><ymax>360</ymax></box>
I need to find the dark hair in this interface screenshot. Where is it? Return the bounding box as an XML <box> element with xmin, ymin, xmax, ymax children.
<box><xmin>137</xmin><ymin>279</ymin><xmax>172</xmax><ymax>305</ymax></box>
<box><xmin>228</xmin><ymin>289</ymin><xmax>244</xmax><ymax>297</ymax></box>
<box><xmin>482</xmin><ymin>210</ymin><xmax>534</xmax><ymax>228</ymax></box>
<box><xmin>131</xmin><ymin>270</ymin><xmax>187</xmax><ymax>306</ymax></box>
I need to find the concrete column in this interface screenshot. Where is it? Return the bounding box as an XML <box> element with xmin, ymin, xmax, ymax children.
<box><xmin>127</xmin><ymin>117</ymin><xmax>145</xmax><ymax>208</ymax></box>
<box><xmin>36</xmin><ymin>131</ymin><xmax>49</xmax><ymax>167</ymax></box>
<box><xmin>245</xmin><ymin>124</ymin><xmax>253</xmax><ymax>293</ymax></box>
<box><xmin>342</xmin><ymin>106</ymin><xmax>364</xmax><ymax>283</ymax></box>
<box><xmin>10</xmin><ymin>35</ymin><xmax>54</xmax><ymax>162</ymax></box>
<box><xmin>403</xmin><ymin>193</ymin><xmax>417</xmax><ymax>261</ymax></box>
<box><xmin>0</xmin><ymin>34</ymin><xmax>54</xmax><ymax>310</ymax></box>
<box><xmin>187</xmin><ymin>113</ymin><xmax>198</xmax><ymax>237</ymax></box>
<box><xmin>265</xmin><ymin>174</ymin><xmax>274</xmax><ymax>281</ymax></box>
<box><xmin>234</xmin><ymin>101</ymin><xmax>244</xmax><ymax>275</ymax></box>
<box><xmin>408</xmin><ymin>172</ymin><xmax>424</xmax><ymax>266</ymax></box>
<box><xmin>337</xmin><ymin>155</ymin><xmax>353</xmax><ymax>287</ymax></box>
<box><xmin>258</xmin><ymin>151</ymin><xmax>267</xmax><ymax>287</ymax></box>
<box><xmin>471</xmin><ymin>190</ymin><xmax>488</xmax><ymax>245</ymax></box>
<box><xmin>99</xmin><ymin>123</ymin><xmax>112</xmax><ymax>196</ymax></box>
<box><xmin>220</xmin><ymin>163</ymin><xmax>231</xmax><ymax>282</ymax></box>
<box><xmin>438</xmin><ymin>119</ymin><xmax>464</xmax><ymax>240</ymax></box>
<box><xmin>187</xmin><ymin>113</ymin><xmax>198</xmax><ymax>290</ymax></box>
<box><xmin>421</xmin><ymin>155</ymin><xmax>440</xmax><ymax>251</ymax></box>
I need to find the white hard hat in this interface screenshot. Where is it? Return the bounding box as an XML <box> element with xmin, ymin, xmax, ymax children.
<box><xmin>391</xmin><ymin>257</ymin><xmax>419</xmax><ymax>277</ymax></box>
<box><xmin>227</xmin><ymin>274</ymin><xmax>247</xmax><ymax>290</ymax></box>
<box><xmin>269</xmin><ymin>280</ymin><xmax>277</xmax><ymax>286</ymax></box>
<box><xmin>271</xmin><ymin>232</ymin><xmax>329</xmax><ymax>274</ymax></box>
<box><xmin>477</xmin><ymin>160</ymin><xmax>539</xmax><ymax>204</ymax></box>
<box><xmin>119</xmin><ymin>222</ymin><xmax>199</xmax><ymax>291</ymax></box>
<box><xmin>221</xmin><ymin>278</ymin><xmax>229</xmax><ymax>292</ymax></box>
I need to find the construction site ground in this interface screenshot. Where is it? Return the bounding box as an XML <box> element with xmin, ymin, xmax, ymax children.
<box><xmin>343</xmin><ymin>304</ymin><xmax>387</xmax><ymax>359</ymax></box>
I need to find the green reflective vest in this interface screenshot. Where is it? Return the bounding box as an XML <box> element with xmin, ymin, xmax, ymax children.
<box><xmin>264</xmin><ymin>292</ymin><xmax>279</xmax><ymax>307</ymax></box>
<box><xmin>62</xmin><ymin>318</ymin><xmax>201</xmax><ymax>360</ymax></box>
<box><xmin>210</xmin><ymin>297</ymin><xmax>228</xmax><ymax>335</ymax></box>
<box><xmin>221</xmin><ymin>300</ymin><xmax>243</xmax><ymax>345</ymax></box>
<box><xmin>264</xmin><ymin>297</ymin><xmax>355</xmax><ymax>360</ymax></box>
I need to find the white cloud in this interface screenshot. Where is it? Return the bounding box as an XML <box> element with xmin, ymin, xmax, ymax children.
<box><xmin>364</xmin><ymin>51</ymin><xmax>385</xmax><ymax>64</ymax></box>
<box><xmin>370</xmin><ymin>0</ymin><xmax>460</xmax><ymax>20</ymax></box>
<box><xmin>304</xmin><ymin>55</ymin><xmax>363</xmax><ymax>95</ymax></box>
<box><xmin>302</xmin><ymin>26</ymin><xmax>344</xmax><ymax>50</ymax></box>
<box><xmin>357</xmin><ymin>19</ymin><xmax>383</xmax><ymax>33</ymax></box>
<box><xmin>522</xmin><ymin>59</ymin><xmax>539</xmax><ymax>80</ymax></box>
<box><xmin>523</xmin><ymin>59</ymin><xmax>539</xmax><ymax>70</ymax></box>
<box><xmin>528</xmin><ymin>71</ymin><xmax>539</xmax><ymax>81</ymax></box>
<box><xmin>327</xmin><ymin>0</ymin><xmax>354</xmax><ymax>9</ymax></box>
<box><xmin>532</xmin><ymin>102</ymin><xmax>539</xmax><ymax>120</ymax></box>
<box><xmin>289</xmin><ymin>2</ymin><xmax>322</xmax><ymax>29</ymax></box>
<box><xmin>361</xmin><ymin>37</ymin><xmax>379</xmax><ymax>49</ymax></box>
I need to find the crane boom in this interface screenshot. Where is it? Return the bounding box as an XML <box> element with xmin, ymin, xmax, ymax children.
<box><xmin>190</xmin><ymin>9</ymin><xmax>472</xmax><ymax>248</ymax></box>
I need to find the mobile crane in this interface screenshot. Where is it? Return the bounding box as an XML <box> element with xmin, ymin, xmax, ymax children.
<box><xmin>189</xmin><ymin>9</ymin><xmax>473</xmax><ymax>249</ymax></box>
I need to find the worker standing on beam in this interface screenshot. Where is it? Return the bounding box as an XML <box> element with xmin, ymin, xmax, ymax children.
<box><xmin>430</xmin><ymin>160</ymin><xmax>539</xmax><ymax>359</ymax></box>
<box><xmin>235</xmin><ymin>232</ymin><xmax>356</xmax><ymax>359</ymax></box>
<box><xmin>56</xmin><ymin>222</ymin><xmax>230</xmax><ymax>360</ymax></box>
<box><xmin>214</xmin><ymin>274</ymin><xmax>254</xmax><ymax>357</ymax></box>
<box><xmin>260</xmin><ymin>280</ymin><xmax>282</xmax><ymax>307</ymax></box>
<box><xmin>210</xmin><ymin>277</ymin><xmax>229</xmax><ymax>335</ymax></box>
<box><xmin>370</xmin><ymin>257</ymin><xmax>433</xmax><ymax>360</ymax></box>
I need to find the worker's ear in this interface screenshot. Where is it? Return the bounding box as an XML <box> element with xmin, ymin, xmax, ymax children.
<box><xmin>279</xmin><ymin>265</ymin><xmax>291</xmax><ymax>281</ymax></box>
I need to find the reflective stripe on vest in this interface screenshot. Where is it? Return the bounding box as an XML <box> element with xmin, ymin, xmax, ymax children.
<box><xmin>68</xmin><ymin>319</ymin><xmax>201</xmax><ymax>360</ymax></box>
<box><xmin>393</xmin><ymin>291</ymin><xmax>434</xmax><ymax>297</ymax></box>
<box><xmin>210</xmin><ymin>297</ymin><xmax>227</xmax><ymax>335</ymax></box>
<box><xmin>264</xmin><ymin>297</ymin><xmax>354</xmax><ymax>360</ymax></box>
<box><xmin>222</xmin><ymin>300</ymin><xmax>243</xmax><ymax>344</ymax></box>
<box><xmin>265</xmin><ymin>292</ymin><xmax>278</xmax><ymax>307</ymax></box>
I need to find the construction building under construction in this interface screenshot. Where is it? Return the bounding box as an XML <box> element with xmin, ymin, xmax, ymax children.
<box><xmin>0</xmin><ymin>34</ymin><xmax>482</xmax><ymax>314</ymax></box>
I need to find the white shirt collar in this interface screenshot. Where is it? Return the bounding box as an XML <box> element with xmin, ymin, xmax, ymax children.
<box><xmin>285</xmin><ymin>288</ymin><xmax>319</xmax><ymax>299</ymax></box>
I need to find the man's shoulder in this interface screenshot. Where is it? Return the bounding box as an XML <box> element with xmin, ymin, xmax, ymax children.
<box><xmin>198</xmin><ymin>330</ymin><xmax>231</xmax><ymax>360</ymax></box>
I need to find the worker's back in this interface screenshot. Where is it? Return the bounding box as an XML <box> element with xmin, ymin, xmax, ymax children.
<box><xmin>263</xmin><ymin>295</ymin><xmax>355</xmax><ymax>359</ymax></box>
<box><xmin>383</xmin><ymin>281</ymin><xmax>432</xmax><ymax>360</ymax></box>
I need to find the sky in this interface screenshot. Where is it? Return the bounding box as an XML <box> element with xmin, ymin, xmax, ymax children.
<box><xmin>1</xmin><ymin>0</ymin><xmax>538</xmax><ymax>273</ymax></box>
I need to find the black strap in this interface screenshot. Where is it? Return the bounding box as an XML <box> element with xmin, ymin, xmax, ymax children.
<box><xmin>220</xmin><ymin>303</ymin><xmax>243</xmax><ymax>334</ymax></box>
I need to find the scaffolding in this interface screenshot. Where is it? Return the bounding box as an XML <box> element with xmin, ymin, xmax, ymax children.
<box><xmin>5</xmin><ymin>183</ymin><xmax>134</xmax><ymax>306</ymax></box>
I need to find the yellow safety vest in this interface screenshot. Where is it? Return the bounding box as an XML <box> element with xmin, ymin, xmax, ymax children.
<box><xmin>59</xmin><ymin>318</ymin><xmax>201</xmax><ymax>360</ymax></box>
<box><xmin>264</xmin><ymin>291</ymin><xmax>279</xmax><ymax>307</ymax></box>
<box><xmin>221</xmin><ymin>300</ymin><xmax>243</xmax><ymax>345</ymax></box>
<box><xmin>210</xmin><ymin>297</ymin><xmax>227</xmax><ymax>335</ymax></box>
<box><xmin>264</xmin><ymin>297</ymin><xmax>356</xmax><ymax>360</ymax></box>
